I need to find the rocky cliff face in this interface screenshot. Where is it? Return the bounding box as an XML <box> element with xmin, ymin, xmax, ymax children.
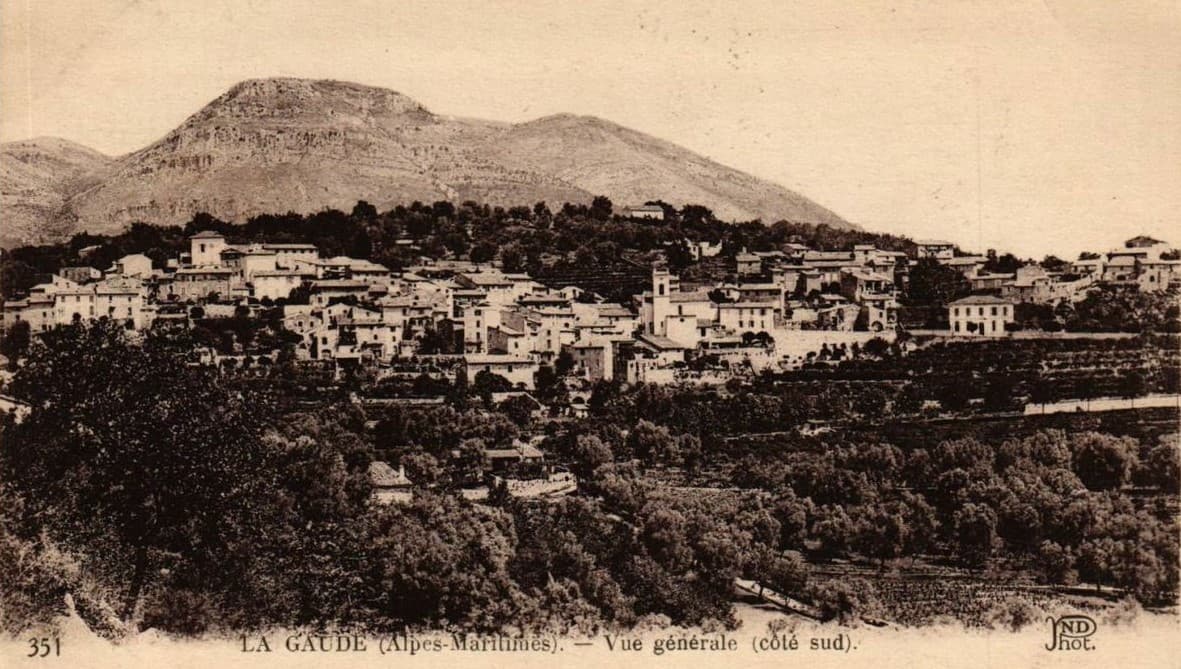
<box><xmin>2</xmin><ymin>77</ymin><xmax>853</xmax><ymax>245</ymax></box>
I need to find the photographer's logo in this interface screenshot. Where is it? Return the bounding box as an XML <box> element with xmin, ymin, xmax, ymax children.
<box><xmin>1045</xmin><ymin>615</ymin><xmax>1096</xmax><ymax>651</ymax></box>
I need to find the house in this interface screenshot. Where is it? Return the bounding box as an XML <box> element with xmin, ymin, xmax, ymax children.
<box><xmin>1101</xmin><ymin>255</ymin><xmax>1140</xmax><ymax>284</ymax></box>
<box><xmin>112</xmin><ymin>254</ymin><xmax>153</xmax><ymax>278</ymax></box>
<box><xmin>970</xmin><ymin>272</ymin><xmax>1014</xmax><ymax>293</ymax></box>
<box><xmin>948</xmin><ymin>295</ymin><xmax>1014</xmax><ymax>337</ymax></box>
<box><xmin>483</xmin><ymin>442</ymin><xmax>546</xmax><ymax>476</ymax></box>
<box><xmin>563</xmin><ymin>339</ymin><xmax>615</xmax><ymax>381</ymax></box>
<box><xmin>839</xmin><ymin>270</ymin><xmax>893</xmax><ymax>302</ymax></box>
<box><xmin>488</xmin><ymin>322</ymin><xmax>530</xmax><ymax>357</ymax></box>
<box><xmin>252</xmin><ymin>270</ymin><xmax>312</xmax><ymax>302</ymax></box>
<box><xmin>624</xmin><ymin>204</ymin><xmax>665</xmax><ymax>221</ymax></box>
<box><xmin>916</xmin><ymin>240</ymin><xmax>955</xmax><ymax>261</ymax></box>
<box><xmin>634</xmin><ymin>333</ymin><xmax>687</xmax><ymax>365</ymax></box>
<box><xmin>461</xmin><ymin>302</ymin><xmax>500</xmax><ymax>352</ymax></box>
<box><xmin>190</xmin><ymin>230</ymin><xmax>228</xmax><ymax>266</ymax></box>
<box><xmin>60</xmin><ymin>266</ymin><xmax>103</xmax><ymax>284</ymax></box>
<box><xmin>172</xmin><ymin>267</ymin><xmax>235</xmax><ymax>300</ymax></box>
<box><xmin>94</xmin><ymin>280</ymin><xmax>145</xmax><ymax>329</ymax></box>
<box><xmin>261</xmin><ymin>243</ymin><xmax>319</xmax><ymax>268</ymax></box>
<box><xmin>370</xmin><ymin>461</ymin><xmax>414</xmax><ymax>504</ymax></box>
<box><xmin>221</xmin><ymin>247</ymin><xmax>277</xmax><ymax>280</ymax></box>
<box><xmin>944</xmin><ymin>256</ymin><xmax>987</xmax><ymax>277</ymax></box>
<box><xmin>1125</xmin><ymin>235</ymin><xmax>1167</xmax><ymax>249</ymax></box>
<box><xmin>736</xmin><ymin>253</ymin><xmax>763</xmax><ymax>277</ymax></box>
<box><xmin>1072</xmin><ymin>257</ymin><xmax>1105</xmax><ymax>276</ymax></box>
<box><xmin>1002</xmin><ymin>265</ymin><xmax>1054</xmax><ymax>303</ymax></box>
<box><xmin>1138</xmin><ymin>259</ymin><xmax>1181</xmax><ymax>292</ymax></box>
<box><xmin>463</xmin><ymin>354</ymin><xmax>539</xmax><ymax>389</ymax></box>
<box><xmin>309</xmin><ymin>280</ymin><xmax>371</xmax><ymax>307</ymax></box>
<box><xmin>3</xmin><ymin>295</ymin><xmax>55</xmax><ymax>332</ymax></box>
<box><xmin>717</xmin><ymin>302</ymin><xmax>779</xmax><ymax>334</ymax></box>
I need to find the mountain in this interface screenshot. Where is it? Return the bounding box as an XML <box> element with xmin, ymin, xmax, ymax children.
<box><xmin>0</xmin><ymin>138</ymin><xmax>113</xmax><ymax>247</ymax></box>
<box><xmin>1</xmin><ymin>78</ymin><xmax>853</xmax><ymax>246</ymax></box>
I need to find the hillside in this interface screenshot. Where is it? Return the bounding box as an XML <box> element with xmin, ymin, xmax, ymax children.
<box><xmin>2</xmin><ymin>78</ymin><xmax>854</xmax><ymax>245</ymax></box>
<box><xmin>0</xmin><ymin>138</ymin><xmax>113</xmax><ymax>247</ymax></box>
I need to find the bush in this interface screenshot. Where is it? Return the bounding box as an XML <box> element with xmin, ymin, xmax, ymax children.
<box><xmin>808</xmin><ymin>577</ymin><xmax>882</xmax><ymax>625</ymax></box>
<box><xmin>984</xmin><ymin>595</ymin><xmax>1044</xmax><ymax>632</ymax></box>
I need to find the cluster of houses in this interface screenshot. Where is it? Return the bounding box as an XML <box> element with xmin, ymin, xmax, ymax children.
<box><xmin>1</xmin><ymin>230</ymin><xmax>907</xmax><ymax>386</ymax></box>
<box><xmin>940</xmin><ymin>236</ymin><xmax>1179</xmax><ymax>336</ymax></box>
<box><xmin>4</xmin><ymin>231</ymin><xmax>1178</xmax><ymax>380</ymax></box>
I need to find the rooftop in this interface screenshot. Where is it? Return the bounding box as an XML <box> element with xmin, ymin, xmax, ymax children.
<box><xmin>949</xmin><ymin>294</ymin><xmax>1014</xmax><ymax>306</ymax></box>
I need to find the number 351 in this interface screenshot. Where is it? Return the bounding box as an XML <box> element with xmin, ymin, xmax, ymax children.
<box><xmin>27</xmin><ymin>637</ymin><xmax>61</xmax><ymax>658</ymax></box>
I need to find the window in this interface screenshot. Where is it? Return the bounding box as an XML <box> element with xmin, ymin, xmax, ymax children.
<box><xmin>991</xmin><ymin>307</ymin><xmax>997</xmax><ymax>316</ymax></box>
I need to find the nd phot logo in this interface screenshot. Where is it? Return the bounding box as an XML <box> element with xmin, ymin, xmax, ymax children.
<box><xmin>1045</xmin><ymin>615</ymin><xmax>1096</xmax><ymax>651</ymax></box>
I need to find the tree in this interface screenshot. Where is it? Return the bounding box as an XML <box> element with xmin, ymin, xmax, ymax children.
<box><xmin>1118</xmin><ymin>370</ymin><xmax>1146</xmax><ymax>408</ymax></box>
<box><xmin>953</xmin><ymin>503</ymin><xmax>998</xmax><ymax>569</ymax></box>
<box><xmin>1029</xmin><ymin>377</ymin><xmax>1055</xmax><ymax>413</ymax></box>
<box><xmin>626</xmin><ymin>420</ymin><xmax>675</xmax><ymax>465</ymax></box>
<box><xmin>351</xmin><ymin>200</ymin><xmax>378</xmax><ymax>220</ymax></box>
<box><xmin>590</xmin><ymin>196</ymin><xmax>613</xmax><ymax>221</ymax></box>
<box><xmin>1041</xmin><ymin>255</ymin><xmax>1069</xmax><ymax>272</ymax></box>
<box><xmin>893</xmin><ymin>383</ymin><xmax>924</xmax><ymax>415</ymax></box>
<box><xmin>906</xmin><ymin>257</ymin><xmax>970</xmax><ymax>305</ymax></box>
<box><xmin>402</xmin><ymin>452</ymin><xmax>444</xmax><ymax>486</ymax></box>
<box><xmin>1036</xmin><ymin>541</ymin><xmax>1078</xmax><ymax>585</ymax></box>
<box><xmin>666</xmin><ymin>240</ymin><xmax>693</xmax><ymax>272</ymax></box>
<box><xmin>469</xmin><ymin>241</ymin><xmax>497</xmax><ymax>264</ymax></box>
<box><xmin>807</xmin><ymin>577</ymin><xmax>882</xmax><ymax>625</ymax></box>
<box><xmin>982</xmin><ymin>376</ymin><xmax>1018</xmax><ymax>412</ymax></box>
<box><xmin>499</xmin><ymin>242</ymin><xmax>526</xmax><ymax>273</ymax></box>
<box><xmin>473</xmin><ymin>370</ymin><xmax>513</xmax><ymax>406</ymax></box>
<box><xmin>852</xmin><ymin>505</ymin><xmax>909</xmax><ymax>566</ymax></box>
<box><xmin>0</xmin><ymin>322</ymin><xmax>281</xmax><ymax>630</ymax></box>
<box><xmin>1142</xmin><ymin>438</ymin><xmax>1180</xmax><ymax>494</ymax></box>
<box><xmin>555</xmin><ymin>350</ymin><xmax>576</xmax><ymax>376</ymax></box>
<box><xmin>367</xmin><ymin>492</ymin><xmax>518</xmax><ymax>628</ymax></box>
<box><xmin>0</xmin><ymin>319</ymin><xmax>31</xmax><ymax>364</ymax></box>
<box><xmin>496</xmin><ymin>395</ymin><xmax>537</xmax><ymax>428</ymax></box>
<box><xmin>852</xmin><ymin>387</ymin><xmax>888</xmax><ymax>417</ymax></box>
<box><xmin>937</xmin><ymin>377</ymin><xmax>973</xmax><ymax>412</ymax></box>
<box><xmin>0</xmin><ymin>259</ymin><xmax>41</xmax><ymax>299</ymax></box>
<box><xmin>1071</xmin><ymin>432</ymin><xmax>1139</xmax><ymax>491</ymax></box>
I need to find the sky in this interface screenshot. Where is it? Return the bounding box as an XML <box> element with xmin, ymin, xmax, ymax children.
<box><xmin>2</xmin><ymin>0</ymin><xmax>1178</xmax><ymax>259</ymax></box>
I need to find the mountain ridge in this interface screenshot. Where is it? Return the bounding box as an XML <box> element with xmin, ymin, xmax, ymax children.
<box><xmin>1</xmin><ymin>77</ymin><xmax>855</xmax><ymax>247</ymax></box>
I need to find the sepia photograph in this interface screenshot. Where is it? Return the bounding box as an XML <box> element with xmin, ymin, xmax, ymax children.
<box><xmin>0</xmin><ymin>1</ymin><xmax>1178</xmax><ymax>667</ymax></box>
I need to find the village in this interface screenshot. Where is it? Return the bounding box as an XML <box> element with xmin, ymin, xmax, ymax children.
<box><xmin>3</xmin><ymin>228</ymin><xmax>1177</xmax><ymax>385</ymax></box>
<box><xmin>2</xmin><ymin>224</ymin><xmax>1177</xmax><ymax>504</ymax></box>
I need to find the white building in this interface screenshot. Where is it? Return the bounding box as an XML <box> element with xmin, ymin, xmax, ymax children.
<box><xmin>112</xmin><ymin>254</ymin><xmax>153</xmax><ymax>278</ymax></box>
<box><xmin>948</xmin><ymin>295</ymin><xmax>1014</xmax><ymax>337</ymax></box>
<box><xmin>190</xmin><ymin>231</ymin><xmax>228</xmax><ymax>267</ymax></box>
<box><xmin>464</xmin><ymin>354</ymin><xmax>539</xmax><ymax>389</ymax></box>
<box><xmin>252</xmin><ymin>270</ymin><xmax>311</xmax><ymax>302</ymax></box>
<box><xmin>916</xmin><ymin>240</ymin><xmax>955</xmax><ymax>261</ymax></box>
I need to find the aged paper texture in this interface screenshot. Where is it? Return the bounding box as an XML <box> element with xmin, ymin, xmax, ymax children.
<box><xmin>1</xmin><ymin>2</ymin><xmax>1178</xmax><ymax>668</ymax></box>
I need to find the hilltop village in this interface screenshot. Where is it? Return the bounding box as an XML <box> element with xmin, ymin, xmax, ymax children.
<box><xmin>3</xmin><ymin>220</ymin><xmax>1177</xmax><ymax>388</ymax></box>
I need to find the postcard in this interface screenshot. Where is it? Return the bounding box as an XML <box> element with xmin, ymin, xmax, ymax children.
<box><xmin>1</xmin><ymin>2</ymin><xmax>1177</xmax><ymax>668</ymax></box>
